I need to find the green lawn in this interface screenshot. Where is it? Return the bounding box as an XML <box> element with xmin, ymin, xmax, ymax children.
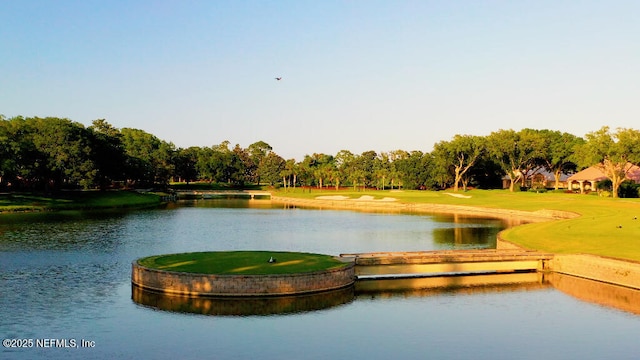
<box><xmin>275</xmin><ymin>188</ymin><xmax>640</xmax><ymax>261</ymax></box>
<box><xmin>138</xmin><ymin>251</ymin><xmax>350</xmax><ymax>275</ymax></box>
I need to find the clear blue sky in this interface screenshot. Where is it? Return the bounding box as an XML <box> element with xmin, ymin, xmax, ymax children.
<box><xmin>2</xmin><ymin>1</ymin><xmax>639</xmax><ymax>160</ymax></box>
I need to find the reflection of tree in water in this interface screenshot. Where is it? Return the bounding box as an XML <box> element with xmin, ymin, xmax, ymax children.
<box><xmin>0</xmin><ymin>212</ymin><xmax>129</xmax><ymax>338</ymax></box>
<box><xmin>432</xmin><ymin>226</ymin><xmax>500</xmax><ymax>248</ymax></box>
<box><xmin>0</xmin><ymin>210</ymin><xmax>128</xmax><ymax>251</ymax></box>
<box><xmin>431</xmin><ymin>214</ymin><xmax>528</xmax><ymax>249</ymax></box>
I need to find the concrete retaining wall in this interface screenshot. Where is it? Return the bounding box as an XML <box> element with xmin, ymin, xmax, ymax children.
<box><xmin>131</xmin><ymin>261</ymin><xmax>356</xmax><ymax>297</ymax></box>
<box><xmin>498</xmin><ymin>236</ymin><xmax>640</xmax><ymax>290</ymax></box>
<box><xmin>551</xmin><ymin>254</ymin><xmax>640</xmax><ymax>290</ymax></box>
<box><xmin>496</xmin><ymin>236</ymin><xmax>527</xmax><ymax>250</ymax></box>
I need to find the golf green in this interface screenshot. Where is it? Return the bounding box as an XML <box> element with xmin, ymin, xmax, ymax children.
<box><xmin>136</xmin><ymin>250</ymin><xmax>350</xmax><ymax>275</ymax></box>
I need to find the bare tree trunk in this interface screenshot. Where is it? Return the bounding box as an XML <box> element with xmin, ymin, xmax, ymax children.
<box><xmin>554</xmin><ymin>169</ymin><xmax>561</xmax><ymax>190</ymax></box>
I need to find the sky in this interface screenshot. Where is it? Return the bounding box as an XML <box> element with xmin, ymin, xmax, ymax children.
<box><xmin>1</xmin><ymin>1</ymin><xmax>639</xmax><ymax>161</ymax></box>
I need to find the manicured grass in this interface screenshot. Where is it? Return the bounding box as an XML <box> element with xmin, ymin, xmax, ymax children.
<box><xmin>275</xmin><ymin>188</ymin><xmax>640</xmax><ymax>261</ymax></box>
<box><xmin>0</xmin><ymin>191</ymin><xmax>161</xmax><ymax>212</ymax></box>
<box><xmin>503</xmin><ymin>199</ymin><xmax>640</xmax><ymax>260</ymax></box>
<box><xmin>138</xmin><ymin>251</ymin><xmax>350</xmax><ymax>275</ymax></box>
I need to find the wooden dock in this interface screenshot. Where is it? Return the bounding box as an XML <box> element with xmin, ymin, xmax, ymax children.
<box><xmin>340</xmin><ymin>249</ymin><xmax>554</xmax><ymax>279</ymax></box>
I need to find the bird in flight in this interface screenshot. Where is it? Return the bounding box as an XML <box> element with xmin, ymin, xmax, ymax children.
<box><xmin>275</xmin><ymin>77</ymin><xmax>282</xmax><ymax>81</ymax></box>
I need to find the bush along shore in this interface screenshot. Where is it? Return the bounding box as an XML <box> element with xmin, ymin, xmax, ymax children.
<box><xmin>0</xmin><ymin>191</ymin><xmax>162</xmax><ymax>213</ymax></box>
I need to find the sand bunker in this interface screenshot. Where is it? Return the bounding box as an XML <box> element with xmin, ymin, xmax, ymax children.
<box><xmin>315</xmin><ymin>195</ymin><xmax>350</xmax><ymax>200</ymax></box>
<box><xmin>444</xmin><ymin>193</ymin><xmax>472</xmax><ymax>199</ymax></box>
<box><xmin>315</xmin><ymin>195</ymin><xmax>397</xmax><ymax>202</ymax></box>
<box><xmin>356</xmin><ymin>195</ymin><xmax>375</xmax><ymax>201</ymax></box>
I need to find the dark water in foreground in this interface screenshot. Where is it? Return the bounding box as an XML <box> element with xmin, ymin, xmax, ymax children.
<box><xmin>1</xmin><ymin>200</ymin><xmax>639</xmax><ymax>359</ymax></box>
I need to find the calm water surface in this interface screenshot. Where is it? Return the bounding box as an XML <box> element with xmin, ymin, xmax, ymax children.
<box><xmin>1</xmin><ymin>200</ymin><xmax>639</xmax><ymax>359</ymax></box>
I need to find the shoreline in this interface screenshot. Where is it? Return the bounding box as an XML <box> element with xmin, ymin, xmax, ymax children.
<box><xmin>0</xmin><ymin>191</ymin><xmax>162</xmax><ymax>214</ymax></box>
<box><xmin>271</xmin><ymin>195</ymin><xmax>579</xmax><ymax>222</ymax></box>
<box><xmin>271</xmin><ymin>195</ymin><xmax>640</xmax><ymax>292</ymax></box>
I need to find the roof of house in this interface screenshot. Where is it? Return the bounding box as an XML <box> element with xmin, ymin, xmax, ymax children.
<box><xmin>627</xmin><ymin>164</ymin><xmax>640</xmax><ymax>182</ymax></box>
<box><xmin>567</xmin><ymin>167</ymin><xmax>608</xmax><ymax>182</ymax></box>
<box><xmin>531</xmin><ymin>169</ymin><xmax>571</xmax><ymax>181</ymax></box>
<box><xmin>568</xmin><ymin>163</ymin><xmax>640</xmax><ymax>182</ymax></box>
<box><xmin>501</xmin><ymin>167</ymin><xmax>571</xmax><ymax>181</ymax></box>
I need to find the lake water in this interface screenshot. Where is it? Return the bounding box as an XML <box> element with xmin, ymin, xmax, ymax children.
<box><xmin>1</xmin><ymin>200</ymin><xmax>639</xmax><ymax>359</ymax></box>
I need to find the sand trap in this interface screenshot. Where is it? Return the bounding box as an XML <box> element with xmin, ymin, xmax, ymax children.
<box><xmin>316</xmin><ymin>195</ymin><xmax>349</xmax><ymax>200</ymax></box>
<box><xmin>356</xmin><ymin>195</ymin><xmax>375</xmax><ymax>201</ymax></box>
<box><xmin>444</xmin><ymin>193</ymin><xmax>472</xmax><ymax>199</ymax></box>
<box><xmin>356</xmin><ymin>195</ymin><xmax>397</xmax><ymax>202</ymax></box>
<box><xmin>315</xmin><ymin>195</ymin><xmax>397</xmax><ymax>202</ymax></box>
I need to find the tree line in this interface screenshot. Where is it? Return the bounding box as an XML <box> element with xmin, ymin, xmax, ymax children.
<box><xmin>1</xmin><ymin>116</ymin><xmax>640</xmax><ymax>197</ymax></box>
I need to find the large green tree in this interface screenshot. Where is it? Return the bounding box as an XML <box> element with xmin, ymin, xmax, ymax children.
<box><xmin>574</xmin><ymin>126</ymin><xmax>640</xmax><ymax>198</ymax></box>
<box><xmin>432</xmin><ymin>134</ymin><xmax>485</xmax><ymax>191</ymax></box>
<box><xmin>247</xmin><ymin>141</ymin><xmax>273</xmax><ymax>185</ymax></box>
<box><xmin>29</xmin><ymin>117</ymin><xmax>96</xmax><ymax>190</ymax></box>
<box><xmin>334</xmin><ymin>150</ymin><xmax>357</xmax><ymax>190</ymax></box>
<box><xmin>258</xmin><ymin>152</ymin><xmax>285</xmax><ymax>186</ymax></box>
<box><xmin>120</xmin><ymin>128</ymin><xmax>175</xmax><ymax>187</ymax></box>
<box><xmin>538</xmin><ymin>130</ymin><xmax>584</xmax><ymax>190</ymax></box>
<box><xmin>89</xmin><ymin>119</ymin><xmax>127</xmax><ymax>189</ymax></box>
<box><xmin>173</xmin><ymin>146</ymin><xmax>200</xmax><ymax>184</ymax></box>
<box><xmin>393</xmin><ymin>151</ymin><xmax>434</xmax><ymax>190</ymax></box>
<box><xmin>487</xmin><ymin>129</ymin><xmax>545</xmax><ymax>192</ymax></box>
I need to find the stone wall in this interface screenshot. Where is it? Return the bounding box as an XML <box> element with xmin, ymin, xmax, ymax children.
<box><xmin>132</xmin><ymin>261</ymin><xmax>356</xmax><ymax>297</ymax></box>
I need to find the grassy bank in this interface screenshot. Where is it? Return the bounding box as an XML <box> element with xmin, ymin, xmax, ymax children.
<box><xmin>138</xmin><ymin>251</ymin><xmax>349</xmax><ymax>275</ymax></box>
<box><xmin>0</xmin><ymin>191</ymin><xmax>162</xmax><ymax>213</ymax></box>
<box><xmin>274</xmin><ymin>188</ymin><xmax>640</xmax><ymax>261</ymax></box>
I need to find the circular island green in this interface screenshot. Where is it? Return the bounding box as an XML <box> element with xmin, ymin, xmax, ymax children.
<box><xmin>132</xmin><ymin>251</ymin><xmax>356</xmax><ymax>297</ymax></box>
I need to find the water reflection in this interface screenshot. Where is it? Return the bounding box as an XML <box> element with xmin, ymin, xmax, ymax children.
<box><xmin>0</xmin><ymin>210</ymin><xmax>129</xmax><ymax>251</ymax></box>
<box><xmin>131</xmin><ymin>273</ymin><xmax>550</xmax><ymax>316</ymax></box>
<box><xmin>179</xmin><ymin>199</ymin><xmax>277</xmax><ymax>209</ymax></box>
<box><xmin>131</xmin><ymin>284</ymin><xmax>355</xmax><ymax>316</ymax></box>
<box><xmin>133</xmin><ymin>271</ymin><xmax>640</xmax><ymax>319</ymax></box>
<box><xmin>359</xmin><ymin>272</ymin><xmax>640</xmax><ymax>317</ymax></box>
<box><xmin>3</xmin><ymin>200</ymin><xmax>640</xmax><ymax>359</ymax></box>
<box><xmin>430</xmin><ymin>214</ymin><xmax>527</xmax><ymax>249</ymax></box>
<box><xmin>548</xmin><ymin>272</ymin><xmax>640</xmax><ymax>316</ymax></box>
<box><xmin>355</xmin><ymin>272</ymin><xmax>550</xmax><ymax>298</ymax></box>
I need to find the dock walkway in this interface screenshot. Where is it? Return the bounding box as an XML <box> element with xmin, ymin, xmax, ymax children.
<box><xmin>340</xmin><ymin>249</ymin><xmax>554</xmax><ymax>279</ymax></box>
<box><xmin>175</xmin><ymin>190</ymin><xmax>271</xmax><ymax>199</ymax></box>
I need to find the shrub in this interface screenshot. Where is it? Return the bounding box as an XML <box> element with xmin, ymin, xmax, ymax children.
<box><xmin>528</xmin><ymin>188</ymin><xmax>548</xmax><ymax>193</ymax></box>
<box><xmin>618</xmin><ymin>180</ymin><xmax>640</xmax><ymax>198</ymax></box>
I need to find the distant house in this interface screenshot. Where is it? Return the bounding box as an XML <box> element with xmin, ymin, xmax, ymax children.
<box><xmin>567</xmin><ymin>163</ymin><xmax>640</xmax><ymax>194</ymax></box>
<box><xmin>501</xmin><ymin>168</ymin><xmax>571</xmax><ymax>189</ymax></box>
<box><xmin>529</xmin><ymin>169</ymin><xmax>571</xmax><ymax>189</ymax></box>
